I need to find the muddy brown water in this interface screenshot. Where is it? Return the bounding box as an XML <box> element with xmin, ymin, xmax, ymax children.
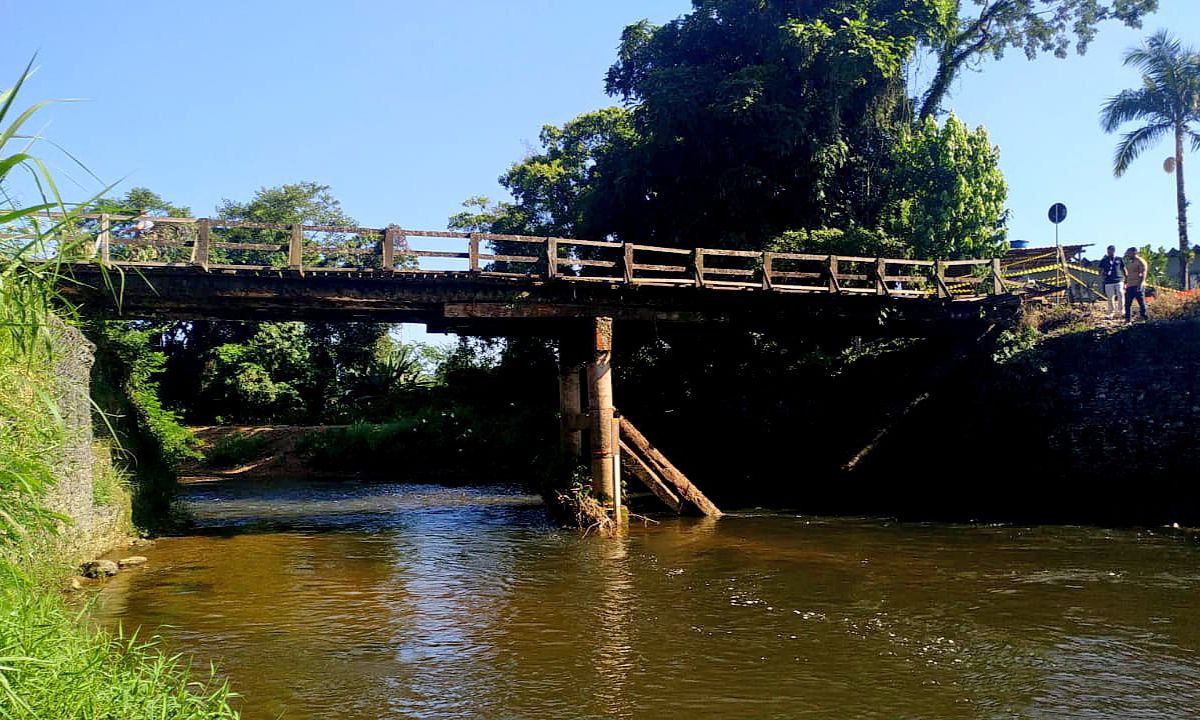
<box><xmin>92</xmin><ymin>479</ymin><xmax>1200</xmax><ymax>719</ymax></box>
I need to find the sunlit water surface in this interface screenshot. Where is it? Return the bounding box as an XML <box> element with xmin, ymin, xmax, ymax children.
<box><xmin>92</xmin><ymin>479</ymin><xmax>1200</xmax><ymax>719</ymax></box>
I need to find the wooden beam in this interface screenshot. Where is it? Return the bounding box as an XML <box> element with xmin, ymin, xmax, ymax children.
<box><xmin>194</xmin><ymin>218</ymin><xmax>210</xmax><ymax>270</ymax></box>
<box><xmin>383</xmin><ymin>225</ymin><xmax>398</xmax><ymax>269</ymax></box>
<box><xmin>468</xmin><ymin>233</ymin><xmax>480</xmax><ymax>272</ymax></box>
<box><xmin>934</xmin><ymin>260</ymin><xmax>951</xmax><ymax>298</ymax></box>
<box><xmin>619</xmin><ymin>439</ymin><xmax>683</xmax><ymax>512</ymax></box>
<box><xmin>442</xmin><ymin>303</ymin><xmax>717</xmax><ymax>323</ymax></box>
<box><xmin>98</xmin><ymin>213</ymin><xmax>111</xmax><ymax>266</ymax></box>
<box><xmin>618</xmin><ymin>415</ymin><xmax>721</xmax><ymax>517</ymax></box>
<box><xmin>288</xmin><ymin>224</ymin><xmax>304</xmax><ymax>273</ymax></box>
<box><xmin>546</xmin><ymin>237</ymin><xmax>558</xmax><ymax>279</ymax></box>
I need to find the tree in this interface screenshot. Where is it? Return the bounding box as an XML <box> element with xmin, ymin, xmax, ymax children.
<box><xmin>1101</xmin><ymin>30</ymin><xmax>1200</xmax><ymax>289</ymax></box>
<box><xmin>920</xmin><ymin>0</ymin><xmax>1159</xmax><ymax>120</ymax></box>
<box><xmin>604</xmin><ymin>0</ymin><xmax>948</xmax><ymax>248</ymax></box>
<box><xmin>884</xmin><ymin>114</ymin><xmax>1009</xmax><ymax>258</ymax></box>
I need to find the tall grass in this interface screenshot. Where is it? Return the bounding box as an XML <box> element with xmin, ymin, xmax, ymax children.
<box><xmin>0</xmin><ymin>60</ymin><xmax>239</xmax><ymax>719</ymax></box>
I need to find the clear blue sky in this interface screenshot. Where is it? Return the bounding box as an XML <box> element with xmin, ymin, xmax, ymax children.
<box><xmin>5</xmin><ymin>0</ymin><xmax>1198</xmax><ymax>341</ymax></box>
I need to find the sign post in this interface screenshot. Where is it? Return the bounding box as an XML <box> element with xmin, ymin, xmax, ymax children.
<box><xmin>1048</xmin><ymin>203</ymin><xmax>1068</xmax><ymax>301</ymax></box>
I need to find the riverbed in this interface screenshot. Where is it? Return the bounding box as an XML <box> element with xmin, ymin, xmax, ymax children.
<box><xmin>92</xmin><ymin>479</ymin><xmax>1200</xmax><ymax>719</ymax></box>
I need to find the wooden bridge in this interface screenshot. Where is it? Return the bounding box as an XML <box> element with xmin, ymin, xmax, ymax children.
<box><xmin>58</xmin><ymin>213</ymin><xmax>1018</xmax><ymax>334</ymax></box>
<box><xmin>48</xmin><ymin>212</ymin><xmax>1024</xmax><ymax>525</ymax></box>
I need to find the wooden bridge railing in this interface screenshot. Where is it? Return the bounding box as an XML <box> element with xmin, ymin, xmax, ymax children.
<box><xmin>27</xmin><ymin>212</ymin><xmax>1009</xmax><ymax>299</ymax></box>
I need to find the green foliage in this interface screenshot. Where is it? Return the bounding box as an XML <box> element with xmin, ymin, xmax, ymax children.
<box><xmin>205</xmin><ymin>432</ymin><xmax>269</xmax><ymax>468</ymax></box>
<box><xmin>1139</xmin><ymin>244</ymin><xmax>1177</xmax><ymax>288</ymax></box>
<box><xmin>992</xmin><ymin>325</ymin><xmax>1041</xmax><ymax>363</ymax></box>
<box><xmin>920</xmin><ymin>0</ymin><xmax>1158</xmax><ymax>118</ymax></box>
<box><xmin>0</xmin><ymin>60</ymin><xmax>238</xmax><ymax>719</ymax></box>
<box><xmin>600</xmin><ymin>0</ymin><xmax>946</xmax><ymax>248</ymax></box>
<box><xmin>192</xmin><ymin>320</ymin><xmax>427</xmax><ymax>424</ymax></box>
<box><xmin>212</xmin><ymin>181</ymin><xmax>390</xmax><ymax>269</ymax></box>
<box><xmin>0</xmin><ymin>59</ymin><xmax>93</xmax><ymax>548</ymax></box>
<box><xmin>884</xmin><ymin>114</ymin><xmax>1009</xmax><ymax>258</ymax></box>
<box><xmin>768</xmin><ymin>226</ymin><xmax>909</xmax><ymax>257</ymax></box>
<box><xmin>1101</xmin><ymin>30</ymin><xmax>1200</xmax><ymax>176</ymax></box>
<box><xmin>91</xmin><ymin>441</ymin><xmax>129</xmax><ymax>507</ymax></box>
<box><xmin>0</xmin><ymin>577</ymin><xmax>239</xmax><ymax>719</ymax></box>
<box><xmin>204</xmin><ymin>322</ymin><xmax>311</xmax><ymax>422</ymax></box>
<box><xmin>89</xmin><ymin>322</ymin><xmax>201</xmax><ymax>471</ymax></box>
<box><xmin>466</xmin><ymin>1</ymin><xmax>1010</xmax><ymax>261</ymax></box>
<box><xmin>99</xmin><ymin>186</ymin><xmax>192</xmax><ymax>217</ymax></box>
<box><xmin>1101</xmin><ymin>30</ymin><xmax>1199</xmax><ymax>286</ymax></box>
<box><xmin>296</xmin><ymin>337</ymin><xmax>558</xmax><ymax>484</ymax></box>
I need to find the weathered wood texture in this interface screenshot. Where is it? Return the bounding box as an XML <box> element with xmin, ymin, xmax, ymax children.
<box><xmin>47</xmin><ymin>212</ymin><xmax>1014</xmax><ymax>300</ymax></box>
<box><xmin>618</xmin><ymin>415</ymin><xmax>722</xmax><ymax>517</ymax></box>
<box><xmin>588</xmin><ymin>317</ymin><xmax>616</xmax><ymax>503</ymax></box>
<box><xmin>619</xmin><ymin>439</ymin><xmax>684</xmax><ymax>512</ymax></box>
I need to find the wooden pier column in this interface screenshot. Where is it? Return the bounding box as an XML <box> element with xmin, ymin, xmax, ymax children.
<box><xmin>558</xmin><ymin>333</ymin><xmax>588</xmax><ymax>459</ymax></box>
<box><xmin>588</xmin><ymin>316</ymin><xmax>615</xmax><ymax>504</ymax></box>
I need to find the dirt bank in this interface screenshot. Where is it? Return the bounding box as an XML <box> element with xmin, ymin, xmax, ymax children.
<box><xmin>851</xmin><ymin>295</ymin><xmax>1200</xmax><ymax>525</ymax></box>
<box><xmin>182</xmin><ymin>425</ymin><xmax>346</xmax><ymax>482</ymax></box>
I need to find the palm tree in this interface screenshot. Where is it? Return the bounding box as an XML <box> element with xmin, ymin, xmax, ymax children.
<box><xmin>1101</xmin><ymin>31</ymin><xmax>1200</xmax><ymax>289</ymax></box>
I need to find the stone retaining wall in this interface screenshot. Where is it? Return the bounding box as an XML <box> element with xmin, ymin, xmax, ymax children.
<box><xmin>42</xmin><ymin>321</ymin><xmax>129</xmax><ymax>563</ymax></box>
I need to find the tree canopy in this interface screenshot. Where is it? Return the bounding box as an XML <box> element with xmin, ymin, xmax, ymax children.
<box><xmin>919</xmin><ymin>0</ymin><xmax>1159</xmax><ymax>119</ymax></box>
<box><xmin>464</xmin><ymin>0</ymin><xmax>1014</xmax><ymax>259</ymax></box>
<box><xmin>1100</xmin><ymin>29</ymin><xmax>1200</xmax><ymax>287</ymax></box>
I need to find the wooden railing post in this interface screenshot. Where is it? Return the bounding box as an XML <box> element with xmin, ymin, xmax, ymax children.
<box><xmin>382</xmin><ymin>224</ymin><xmax>398</xmax><ymax>270</ymax></box>
<box><xmin>762</xmin><ymin>252</ymin><xmax>774</xmax><ymax>290</ymax></box>
<box><xmin>934</xmin><ymin>259</ymin><xmax>950</xmax><ymax>298</ymax></box>
<box><xmin>289</xmin><ymin>223</ymin><xmax>304</xmax><ymax>273</ymax></box>
<box><xmin>827</xmin><ymin>255</ymin><xmax>840</xmax><ymax>293</ymax></box>
<box><xmin>693</xmin><ymin>248</ymin><xmax>706</xmax><ymax>287</ymax></box>
<box><xmin>546</xmin><ymin>236</ymin><xmax>558</xmax><ymax>279</ymax></box>
<box><xmin>991</xmin><ymin>257</ymin><xmax>1004</xmax><ymax>295</ymax></box>
<box><xmin>193</xmin><ymin>218</ymin><xmax>210</xmax><ymax>270</ymax></box>
<box><xmin>875</xmin><ymin>258</ymin><xmax>888</xmax><ymax>295</ymax></box>
<box><xmin>98</xmin><ymin>213</ymin><xmax>111</xmax><ymax>266</ymax></box>
<box><xmin>623</xmin><ymin>243</ymin><xmax>635</xmax><ymax>283</ymax></box>
<box><xmin>468</xmin><ymin>233</ymin><xmax>480</xmax><ymax>272</ymax></box>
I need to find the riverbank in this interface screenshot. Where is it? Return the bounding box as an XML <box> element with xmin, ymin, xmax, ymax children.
<box><xmin>848</xmin><ymin>292</ymin><xmax>1200</xmax><ymax>524</ymax></box>
<box><xmin>183</xmin><ymin>423</ymin><xmax>550</xmax><ymax>488</ymax></box>
<box><xmin>0</xmin><ymin>320</ymin><xmax>241</xmax><ymax>719</ymax></box>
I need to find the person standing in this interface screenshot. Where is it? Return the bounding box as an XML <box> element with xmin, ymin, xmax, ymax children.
<box><xmin>1124</xmin><ymin>247</ymin><xmax>1149</xmax><ymax>322</ymax></box>
<box><xmin>1098</xmin><ymin>245</ymin><xmax>1125</xmax><ymax>319</ymax></box>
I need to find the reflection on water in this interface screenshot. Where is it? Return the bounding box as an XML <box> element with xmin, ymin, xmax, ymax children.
<box><xmin>93</xmin><ymin>479</ymin><xmax>1200</xmax><ymax>720</ymax></box>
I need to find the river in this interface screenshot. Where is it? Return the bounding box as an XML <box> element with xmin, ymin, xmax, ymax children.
<box><xmin>92</xmin><ymin>478</ymin><xmax>1200</xmax><ymax>719</ymax></box>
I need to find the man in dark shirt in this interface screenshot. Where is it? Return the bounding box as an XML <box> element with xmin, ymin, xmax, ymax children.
<box><xmin>1097</xmin><ymin>245</ymin><xmax>1125</xmax><ymax>319</ymax></box>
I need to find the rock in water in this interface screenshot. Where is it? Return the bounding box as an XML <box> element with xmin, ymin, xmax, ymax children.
<box><xmin>68</xmin><ymin>577</ymin><xmax>85</xmax><ymax>591</ymax></box>
<box><xmin>118</xmin><ymin>556</ymin><xmax>148</xmax><ymax>568</ymax></box>
<box><xmin>81</xmin><ymin>560</ymin><xmax>118</xmax><ymax>578</ymax></box>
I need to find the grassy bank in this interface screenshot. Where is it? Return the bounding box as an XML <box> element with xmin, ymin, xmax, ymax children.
<box><xmin>0</xmin><ymin>63</ymin><xmax>239</xmax><ymax>718</ymax></box>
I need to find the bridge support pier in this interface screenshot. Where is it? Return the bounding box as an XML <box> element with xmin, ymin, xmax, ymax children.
<box><xmin>588</xmin><ymin>317</ymin><xmax>616</xmax><ymax>507</ymax></box>
<box><xmin>558</xmin><ymin>333</ymin><xmax>587</xmax><ymax>460</ymax></box>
